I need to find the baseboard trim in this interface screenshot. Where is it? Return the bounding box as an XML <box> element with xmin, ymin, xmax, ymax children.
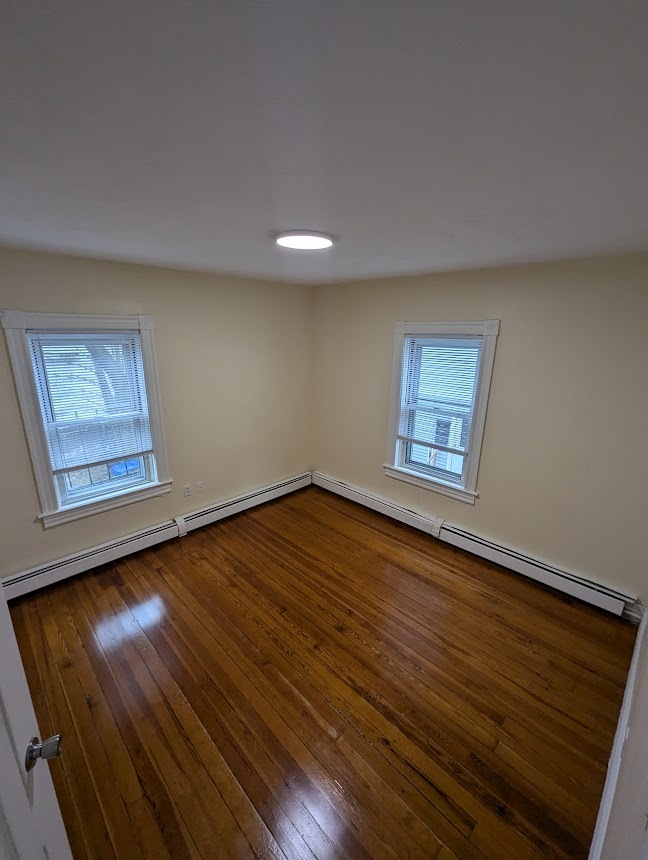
<box><xmin>622</xmin><ymin>601</ymin><xmax>645</xmax><ymax>626</ymax></box>
<box><xmin>311</xmin><ymin>471</ymin><xmax>636</xmax><ymax>617</ymax></box>
<box><xmin>4</xmin><ymin>469</ymin><xmax>639</xmax><ymax>619</ymax></box>
<box><xmin>588</xmin><ymin>609</ymin><xmax>648</xmax><ymax>859</ymax></box>
<box><xmin>183</xmin><ymin>473</ymin><xmax>312</xmax><ymax>532</ymax></box>
<box><xmin>312</xmin><ymin>471</ymin><xmax>440</xmax><ymax>535</ymax></box>
<box><xmin>2</xmin><ymin>472</ymin><xmax>312</xmax><ymax>600</ymax></box>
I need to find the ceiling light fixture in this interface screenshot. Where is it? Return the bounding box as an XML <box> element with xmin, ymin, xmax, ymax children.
<box><xmin>275</xmin><ymin>231</ymin><xmax>334</xmax><ymax>250</ymax></box>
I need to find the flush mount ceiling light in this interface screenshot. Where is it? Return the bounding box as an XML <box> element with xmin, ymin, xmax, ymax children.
<box><xmin>274</xmin><ymin>231</ymin><xmax>334</xmax><ymax>250</ymax></box>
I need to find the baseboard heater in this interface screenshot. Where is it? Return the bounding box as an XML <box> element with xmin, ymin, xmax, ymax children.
<box><xmin>311</xmin><ymin>472</ymin><xmax>639</xmax><ymax>620</ymax></box>
<box><xmin>181</xmin><ymin>473</ymin><xmax>311</xmax><ymax>532</ymax></box>
<box><xmin>4</xmin><ymin>470</ymin><xmax>640</xmax><ymax>620</ymax></box>
<box><xmin>3</xmin><ymin>472</ymin><xmax>312</xmax><ymax>601</ymax></box>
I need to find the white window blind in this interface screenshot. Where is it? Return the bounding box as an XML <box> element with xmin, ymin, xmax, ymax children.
<box><xmin>28</xmin><ymin>331</ymin><xmax>153</xmax><ymax>474</ymax></box>
<box><xmin>398</xmin><ymin>335</ymin><xmax>482</xmax><ymax>486</ymax></box>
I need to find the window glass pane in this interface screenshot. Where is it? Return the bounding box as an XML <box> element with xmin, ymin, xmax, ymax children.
<box><xmin>409</xmin><ymin>411</ymin><xmax>468</xmax><ymax>454</ymax></box>
<box><xmin>39</xmin><ymin>339</ymin><xmax>145</xmax><ymax>421</ymax></box>
<box><xmin>407</xmin><ymin>444</ymin><xmax>464</xmax><ymax>480</ymax></box>
<box><xmin>110</xmin><ymin>458</ymin><xmax>143</xmax><ymax>478</ymax></box>
<box><xmin>399</xmin><ymin>334</ymin><xmax>483</xmax><ymax>488</ymax></box>
<box><xmin>29</xmin><ymin>332</ymin><xmax>154</xmax><ymax>473</ymax></box>
<box><xmin>89</xmin><ymin>464</ymin><xmax>110</xmax><ymax>483</ymax></box>
<box><xmin>416</xmin><ymin>344</ymin><xmax>480</xmax><ymax>409</ymax></box>
<box><xmin>67</xmin><ymin>467</ymin><xmax>91</xmax><ymax>490</ymax></box>
<box><xmin>64</xmin><ymin>456</ymin><xmax>146</xmax><ymax>498</ymax></box>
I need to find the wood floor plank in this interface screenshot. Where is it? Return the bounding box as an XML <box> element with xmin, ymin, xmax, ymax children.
<box><xmin>113</xmin><ymin>572</ymin><xmax>358</xmax><ymax>860</ymax></box>
<box><xmin>156</xmin><ymin>546</ymin><xmax>488</xmax><ymax>859</ymax></box>
<box><xmin>255</xmin><ymin>500</ymin><xmax>627</xmax><ymax>717</ymax></box>
<box><xmin>9</xmin><ymin>486</ymin><xmax>635</xmax><ymax>859</ymax></box>
<box><xmin>125</xmin><ymin>556</ymin><xmax>442</xmax><ymax>860</ymax></box>
<box><xmin>189</xmin><ymin>519</ymin><xmax>581</xmax><ymax>858</ymax></box>
<box><xmin>77</xmin><ymin>574</ymin><xmax>256</xmax><ymax>860</ymax></box>
<box><xmin>294</xmin><ymin>492</ymin><xmax>633</xmax><ymax>678</ymax></box>
<box><xmin>244</xmin><ymin>503</ymin><xmax>623</xmax><ymax>756</ymax></box>
<box><xmin>25</xmin><ymin>593</ymin><xmax>116</xmax><ymax>860</ymax></box>
<box><xmin>237</xmin><ymin>508</ymin><xmax>620</xmax><ymax>738</ymax></box>
<box><xmin>44</xmin><ymin>611</ymin><xmax>147</xmax><ymax>860</ymax></box>
<box><xmin>11</xmin><ymin>601</ymin><xmax>91</xmax><ymax>860</ymax></box>
<box><xmin>47</xmin><ymin>586</ymin><xmax>177</xmax><ymax>860</ymax></box>
<box><xmin>145</xmin><ymin>551</ymin><xmax>466</xmax><ymax>857</ymax></box>
<box><xmin>64</xmin><ymin>583</ymin><xmax>201</xmax><ymax>859</ymax></box>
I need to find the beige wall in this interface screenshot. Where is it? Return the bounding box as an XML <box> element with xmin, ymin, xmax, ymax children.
<box><xmin>313</xmin><ymin>255</ymin><xmax>648</xmax><ymax>599</ymax></box>
<box><xmin>0</xmin><ymin>248</ymin><xmax>313</xmax><ymax>578</ymax></box>
<box><xmin>2</xmin><ymin>248</ymin><xmax>648</xmax><ymax>601</ymax></box>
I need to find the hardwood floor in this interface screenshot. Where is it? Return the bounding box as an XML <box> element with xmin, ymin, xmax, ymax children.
<box><xmin>10</xmin><ymin>486</ymin><xmax>635</xmax><ymax>859</ymax></box>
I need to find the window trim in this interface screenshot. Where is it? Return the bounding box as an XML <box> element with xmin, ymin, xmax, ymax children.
<box><xmin>1</xmin><ymin>311</ymin><xmax>172</xmax><ymax>528</ymax></box>
<box><xmin>385</xmin><ymin>320</ymin><xmax>499</xmax><ymax>505</ymax></box>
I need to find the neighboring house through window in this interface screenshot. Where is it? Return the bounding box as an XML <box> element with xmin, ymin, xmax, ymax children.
<box><xmin>1</xmin><ymin>311</ymin><xmax>172</xmax><ymax>527</ymax></box>
<box><xmin>385</xmin><ymin>320</ymin><xmax>499</xmax><ymax>504</ymax></box>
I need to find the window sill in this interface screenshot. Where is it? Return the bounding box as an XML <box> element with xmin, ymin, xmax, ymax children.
<box><xmin>38</xmin><ymin>479</ymin><xmax>173</xmax><ymax>528</ymax></box>
<box><xmin>383</xmin><ymin>464</ymin><xmax>478</xmax><ymax>505</ymax></box>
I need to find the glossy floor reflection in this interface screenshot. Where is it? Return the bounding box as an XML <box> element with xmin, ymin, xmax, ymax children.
<box><xmin>10</xmin><ymin>487</ymin><xmax>635</xmax><ymax>859</ymax></box>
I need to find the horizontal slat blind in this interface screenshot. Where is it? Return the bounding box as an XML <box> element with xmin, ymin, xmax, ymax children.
<box><xmin>28</xmin><ymin>331</ymin><xmax>152</xmax><ymax>472</ymax></box>
<box><xmin>399</xmin><ymin>335</ymin><xmax>482</xmax><ymax>482</ymax></box>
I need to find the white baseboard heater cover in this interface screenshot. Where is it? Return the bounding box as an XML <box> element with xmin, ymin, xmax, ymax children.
<box><xmin>3</xmin><ymin>470</ymin><xmax>639</xmax><ymax>619</ymax></box>
<box><xmin>2</xmin><ymin>473</ymin><xmax>312</xmax><ymax>600</ymax></box>
<box><xmin>440</xmin><ymin>525</ymin><xmax>630</xmax><ymax>617</ymax></box>
<box><xmin>182</xmin><ymin>473</ymin><xmax>311</xmax><ymax>532</ymax></box>
<box><xmin>311</xmin><ymin>472</ymin><xmax>637</xmax><ymax>618</ymax></box>
<box><xmin>3</xmin><ymin>521</ymin><xmax>179</xmax><ymax>601</ymax></box>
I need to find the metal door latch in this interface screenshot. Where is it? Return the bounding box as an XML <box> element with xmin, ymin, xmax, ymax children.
<box><xmin>25</xmin><ymin>734</ymin><xmax>62</xmax><ymax>772</ymax></box>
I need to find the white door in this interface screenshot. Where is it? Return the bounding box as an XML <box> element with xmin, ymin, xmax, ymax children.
<box><xmin>0</xmin><ymin>586</ymin><xmax>71</xmax><ymax>860</ymax></box>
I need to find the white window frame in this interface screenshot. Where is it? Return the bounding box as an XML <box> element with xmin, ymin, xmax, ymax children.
<box><xmin>385</xmin><ymin>319</ymin><xmax>499</xmax><ymax>505</ymax></box>
<box><xmin>1</xmin><ymin>311</ymin><xmax>172</xmax><ymax>528</ymax></box>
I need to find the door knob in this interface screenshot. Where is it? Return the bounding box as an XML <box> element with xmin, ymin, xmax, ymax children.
<box><xmin>25</xmin><ymin>734</ymin><xmax>62</xmax><ymax>772</ymax></box>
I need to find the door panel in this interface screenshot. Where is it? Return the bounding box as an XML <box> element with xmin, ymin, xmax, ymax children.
<box><xmin>0</xmin><ymin>586</ymin><xmax>71</xmax><ymax>860</ymax></box>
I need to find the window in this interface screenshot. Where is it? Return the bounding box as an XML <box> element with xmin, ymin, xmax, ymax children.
<box><xmin>2</xmin><ymin>312</ymin><xmax>172</xmax><ymax>527</ymax></box>
<box><xmin>385</xmin><ymin>320</ymin><xmax>499</xmax><ymax>504</ymax></box>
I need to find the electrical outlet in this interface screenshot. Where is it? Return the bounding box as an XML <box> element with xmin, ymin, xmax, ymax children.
<box><xmin>196</xmin><ymin>481</ymin><xmax>204</xmax><ymax>493</ymax></box>
<box><xmin>184</xmin><ymin>484</ymin><xmax>192</xmax><ymax>497</ymax></box>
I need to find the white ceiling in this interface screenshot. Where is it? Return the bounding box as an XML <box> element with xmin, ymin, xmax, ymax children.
<box><xmin>1</xmin><ymin>1</ymin><xmax>647</xmax><ymax>284</ymax></box>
